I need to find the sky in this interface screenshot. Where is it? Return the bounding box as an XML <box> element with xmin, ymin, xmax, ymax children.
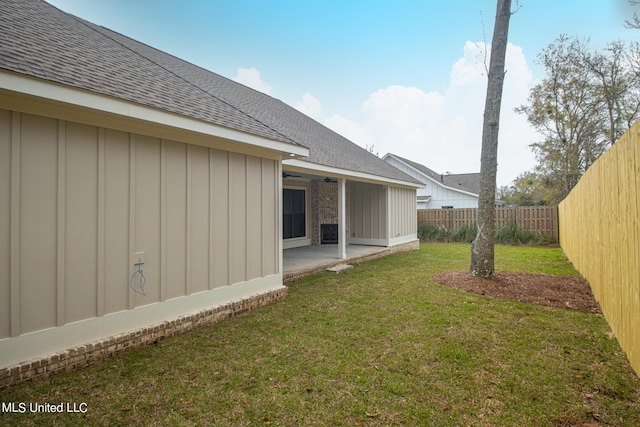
<box><xmin>46</xmin><ymin>0</ymin><xmax>639</xmax><ymax>186</ymax></box>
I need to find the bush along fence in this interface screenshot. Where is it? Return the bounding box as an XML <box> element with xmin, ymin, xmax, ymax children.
<box><xmin>559</xmin><ymin>121</ymin><xmax>640</xmax><ymax>377</ymax></box>
<box><xmin>417</xmin><ymin>206</ymin><xmax>559</xmax><ymax>244</ymax></box>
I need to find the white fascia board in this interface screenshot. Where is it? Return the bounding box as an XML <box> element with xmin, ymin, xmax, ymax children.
<box><xmin>0</xmin><ymin>71</ymin><xmax>309</xmax><ymax>158</ymax></box>
<box><xmin>283</xmin><ymin>159</ymin><xmax>423</xmax><ymax>189</ymax></box>
<box><xmin>384</xmin><ymin>153</ymin><xmax>435</xmax><ymax>183</ymax></box>
<box><xmin>384</xmin><ymin>153</ymin><xmax>476</xmax><ymax>196</ymax></box>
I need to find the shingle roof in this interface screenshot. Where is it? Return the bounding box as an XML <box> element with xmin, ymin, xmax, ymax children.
<box><xmin>442</xmin><ymin>173</ymin><xmax>481</xmax><ymax>196</ymax></box>
<box><xmin>0</xmin><ymin>0</ymin><xmax>419</xmax><ymax>185</ymax></box>
<box><xmin>386</xmin><ymin>153</ymin><xmax>480</xmax><ymax>195</ymax></box>
<box><xmin>0</xmin><ymin>0</ymin><xmax>296</xmax><ymax>146</ymax></box>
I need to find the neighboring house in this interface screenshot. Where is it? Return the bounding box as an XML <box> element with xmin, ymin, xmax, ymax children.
<box><xmin>0</xmin><ymin>0</ymin><xmax>421</xmax><ymax>373</ymax></box>
<box><xmin>383</xmin><ymin>153</ymin><xmax>480</xmax><ymax>209</ymax></box>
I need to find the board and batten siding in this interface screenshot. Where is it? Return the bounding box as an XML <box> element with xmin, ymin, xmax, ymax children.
<box><xmin>349</xmin><ymin>182</ymin><xmax>417</xmax><ymax>246</ymax></box>
<box><xmin>383</xmin><ymin>155</ymin><xmax>478</xmax><ymax>209</ymax></box>
<box><xmin>426</xmin><ymin>184</ymin><xmax>478</xmax><ymax>209</ymax></box>
<box><xmin>388</xmin><ymin>186</ymin><xmax>418</xmax><ymax>245</ymax></box>
<box><xmin>349</xmin><ymin>182</ymin><xmax>387</xmax><ymax>245</ymax></box>
<box><xmin>0</xmin><ymin>109</ymin><xmax>281</xmax><ymax>367</ymax></box>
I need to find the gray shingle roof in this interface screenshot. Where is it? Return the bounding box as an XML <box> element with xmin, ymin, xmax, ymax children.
<box><xmin>387</xmin><ymin>153</ymin><xmax>480</xmax><ymax>195</ymax></box>
<box><xmin>0</xmin><ymin>0</ymin><xmax>295</xmax><ymax>146</ymax></box>
<box><xmin>0</xmin><ymin>0</ymin><xmax>419</xmax><ymax>185</ymax></box>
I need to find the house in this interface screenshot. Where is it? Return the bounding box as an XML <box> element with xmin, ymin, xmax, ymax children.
<box><xmin>0</xmin><ymin>0</ymin><xmax>421</xmax><ymax>378</ymax></box>
<box><xmin>383</xmin><ymin>153</ymin><xmax>480</xmax><ymax>209</ymax></box>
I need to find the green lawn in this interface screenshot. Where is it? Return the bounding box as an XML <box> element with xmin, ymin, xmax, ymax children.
<box><xmin>1</xmin><ymin>243</ymin><xmax>639</xmax><ymax>426</ymax></box>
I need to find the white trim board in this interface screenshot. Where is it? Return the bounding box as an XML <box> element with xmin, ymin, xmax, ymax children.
<box><xmin>283</xmin><ymin>159</ymin><xmax>422</xmax><ymax>189</ymax></box>
<box><xmin>0</xmin><ymin>274</ymin><xmax>284</xmax><ymax>369</ymax></box>
<box><xmin>0</xmin><ymin>72</ymin><xmax>309</xmax><ymax>160</ymax></box>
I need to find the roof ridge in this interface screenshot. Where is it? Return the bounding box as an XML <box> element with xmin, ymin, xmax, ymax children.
<box><xmin>64</xmin><ymin>11</ymin><xmax>299</xmax><ymax>147</ymax></box>
<box><xmin>3</xmin><ymin>1</ymin><xmax>419</xmax><ymax>184</ymax></box>
<box><xmin>386</xmin><ymin>152</ymin><xmax>479</xmax><ymax>194</ymax></box>
<box><xmin>389</xmin><ymin>153</ymin><xmax>441</xmax><ymax>176</ymax></box>
<box><xmin>79</xmin><ymin>20</ymin><xmax>415</xmax><ymax>182</ymax></box>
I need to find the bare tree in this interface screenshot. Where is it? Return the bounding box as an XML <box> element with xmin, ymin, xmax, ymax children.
<box><xmin>365</xmin><ymin>144</ymin><xmax>379</xmax><ymax>157</ymax></box>
<box><xmin>625</xmin><ymin>0</ymin><xmax>640</xmax><ymax>29</ymax></box>
<box><xmin>516</xmin><ymin>37</ymin><xmax>640</xmax><ymax>203</ymax></box>
<box><xmin>516</xmin><ymin>36</ymin><xmax>604</xmax><ymax>203</ymax></box>
<box><xmin>470</xmin><ymin>0</ymin><xmax>512</xmax><ymax>278</ymax></box>
<box><xmin>583</xmin><ymin>40</ymin><xmax>640</xmax><ymax>145</ymax></box>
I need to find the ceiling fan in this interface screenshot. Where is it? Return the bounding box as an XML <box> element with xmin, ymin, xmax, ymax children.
<box><xmin>282</xmin><ymin>172</ymin><xmax>301</xmax><ymax>178</ymax></box>
<box><xmin>324</xmin><ymin>177</ymin><xmax>337</xmax><ymax>183</ymax></box>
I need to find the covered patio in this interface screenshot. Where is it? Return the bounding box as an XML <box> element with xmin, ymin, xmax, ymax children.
<box><xmin>282</xmin><ymin>242</ymin><xmax>417</xmax><ymax>282</ymax></box>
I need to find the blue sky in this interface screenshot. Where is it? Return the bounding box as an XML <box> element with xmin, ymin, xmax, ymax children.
<box><xmin>47</xmin><ymin>0</ymin><xmax>638</xmax><ymax>186</ymax></box>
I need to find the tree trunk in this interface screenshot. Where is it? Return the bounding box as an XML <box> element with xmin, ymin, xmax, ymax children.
<box><xmin>470</xmin><ymin>0</ymin><xmax>512</xmax><ymax>278</ymax></box>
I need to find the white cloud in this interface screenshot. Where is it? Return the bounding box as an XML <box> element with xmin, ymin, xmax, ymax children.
<box><xmin>322</xmin><ymin>41</ymin><xmax>540</xmax><ymax>187</ymax></box>
<box><xmin>295</xmin><ymin>92</ymin><xmax>323</xmax><ymax>119</ymax></box>
<box><xmin>233</xmin><ymin>67</ymin><xmax>272</xmax><ymax>95</ymax></box>
<box><xmin>324</xmin><ymin>114</ymin><xmax>373</xmax><ymax>147</ymax></box>
<box><xmin>229</xmin><ymin>45</ymin><xmax>539</xmax><ymax>186</ymax></box>
<box><xmin>362</xmin><ymin>85</ymin><xmax>443</xmax><ymax>130</ymax></box>
<box><xmin>450</xmin><ymin>41</ymin><xmax>489</xmax><ymax>87</ymax></box>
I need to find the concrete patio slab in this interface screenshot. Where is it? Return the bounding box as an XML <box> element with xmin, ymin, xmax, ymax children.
<box><xmin>282</xmin><ymin>240</ymin><xmax>420</xmax><ymax>282</ymax></box>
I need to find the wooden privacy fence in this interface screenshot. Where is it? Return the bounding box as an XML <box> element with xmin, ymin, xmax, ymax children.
<box><xmin>559</xmin><ymin>122</ymin><xmax>640</xmax><ymax>377</ymax></box>
<box><xmin>417</xmin><ymin>206</ymin><xmax>559</xmax><ymax>241</ymax></box>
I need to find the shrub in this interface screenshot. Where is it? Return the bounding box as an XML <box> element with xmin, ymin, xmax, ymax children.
<box><xmin>495</xmin><ymin>221</ymin><xmax>526</xmax><ymax>245</ymax></box>
<box><xmin>417</xmin><ymin>223</ymin><xmax>475</xmax><ymax>243</ymax></box>
<box><xmin>450</xmin><ymin>224</ymin><xmax>476</xmax><ymax>243</ymax></box>
<box><xmin>495</xmin><ymin>221</ymin><xmax>555</xmax><ymax>245</ymax></box>
<box><xmin>417</xmin><ymin>223</ymin><xmax>448</xmax><ymax>241</ymax></box>
<box><xmin>418</xmin><ymin>221</ymin><xmax>555</xmax><ymax>245</ymax></box>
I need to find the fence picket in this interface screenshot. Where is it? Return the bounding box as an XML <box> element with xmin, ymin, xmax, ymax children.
<box><xmin>417</xmin><ymin>206</ymin><xmax>558</xmax><ymax>240</ymax></box>
<box><xmin>559</xmin><ymin>121</ymin><xmax>640</xmax><ymax>377</ymax></box>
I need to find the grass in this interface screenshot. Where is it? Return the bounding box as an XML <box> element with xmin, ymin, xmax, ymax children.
<box><xmin>1</xmin><ymin>243</ymin><xmax>639</xmax><ymax>426</ymax></box>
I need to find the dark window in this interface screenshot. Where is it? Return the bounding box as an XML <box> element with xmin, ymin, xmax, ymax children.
<box><xmin>283</xmin><ymin>189</ymin><xmax>306</xmax><ymax>239</ymax></box>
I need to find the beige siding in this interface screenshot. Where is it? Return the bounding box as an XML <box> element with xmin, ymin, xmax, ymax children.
<box><xmin>229</xmin><ymin>152</ymin><xmax>247</xmax><ymax>284</ymax></box>
<box><xmin>165</xmin><ymin>140</ymin><xmax>188</xmax><ymax>300</ymax></box>
<box><xmin>20</xmin><ymin>114</ymin><xmax>58</xmax><ymax>334</ymax></box>
<box><xmin>191</xmin><ymin>144</ymin><xmax>211</xmax><ymax>294</ymax></box>
<box><xmin>389</xmin><ymin>187</ymin><xmax>417</xmax><ymax>245</ymax></box>
<box><xmin>65</xmin><ymin>122</ymin><xmax>99</xmax><ymax>323</ymax></box>
<box><xmin>0</xmin><ymin>110</ymin><xmax>11</xmax><ymax>337</ymax></box>
<box><xmin>211</xmin><ymin>149</ymin><xmax>230</xmax><ymax>288</ymax></box>
<box><xmin>134</xmin><ymin>134</ymin><xmax>162</xmax><ymax>305</ymax></box>
<box><xmin>104</xmin><ymin>129</ymin><xmax>130</xmax><ymax>314</ymax></box>
<box><xmin>0</xmin><ymin>109</ymin><xmax>281</xmax><ymax>342</ymax></box>
<box><xmin>349</xmin><ymin>182</ymin><xmax>387</xmax><ymax>242</ymax></box>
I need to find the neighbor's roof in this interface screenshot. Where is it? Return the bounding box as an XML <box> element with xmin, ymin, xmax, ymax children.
<box><xmin>0</xmin><ymin>0</ymin><xmax>419</xmax><ymax>185</ymax></box>
<box><xmin>385</xmin><ymin>153</ymin><xmax>480</xmax><ymax>195</ymax></box>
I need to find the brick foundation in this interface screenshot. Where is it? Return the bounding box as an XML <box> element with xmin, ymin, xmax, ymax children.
<box><xmin>0</xmin><ymin>287</ymin><xmax>287</xmax><ymax>390</ymax></box>
<box><xmin>1</xmin><ymin>239</ymin><xmax>420</xmax><ymax>389</ymax></box>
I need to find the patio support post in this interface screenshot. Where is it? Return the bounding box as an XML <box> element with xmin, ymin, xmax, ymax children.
<box><xmin>338</xmin><ymin>178</ymin><xmax>347</xmax><ymax>259</ymax></box>
<box><xmin>385</xmin><ymin>185</ymin><xmax>391</xmax><ymax>246</ymax></box>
